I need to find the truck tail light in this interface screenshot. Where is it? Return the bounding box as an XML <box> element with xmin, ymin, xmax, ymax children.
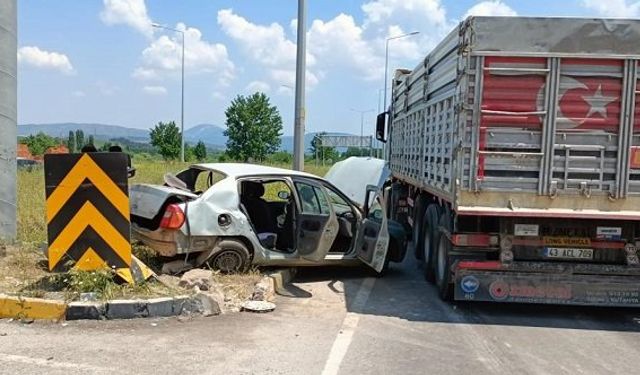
<box><xmin>160</xmin><ymin>204</ymin><xmax>185</xmax><ymax>229</ymax></box>
<box><xmin>451</xmin><ymin>233</ymin><xmax>498</xmax><ymax>247</ymax></box>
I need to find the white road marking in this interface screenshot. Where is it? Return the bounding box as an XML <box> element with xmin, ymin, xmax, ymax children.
<box><xmin>321</xmin><ymin>277</ymin><xmax>376</xmax><ymax>375</ymax></box>
<box><xmin>0</xmin><ymin>353</ymin><xmax>112</xmax><ymax>373</ymax></box>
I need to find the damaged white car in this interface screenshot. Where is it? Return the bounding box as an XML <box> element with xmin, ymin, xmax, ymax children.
<box><xmin>129</xmin><ymin>157</ymin><xmax>408</xmax><ymax>274</ymax></box>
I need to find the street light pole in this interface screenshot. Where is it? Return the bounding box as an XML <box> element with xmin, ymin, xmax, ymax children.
<box><xmin>382</xmin><ymin>31</ymin><xmax>420</xmax><ymax>115</ymax></box>
<box><xmin>293</xmin><ymin>0</ymin><xmax>307</xmax><ymax>171</ymax></box>
<box><xmin>350</xmin><ymin>108</ymin><xmax>374</xmax><ymax>156</ymax></box>
<box><xmin>152</xmin><ymin>23</ymin><xmax>186</xmax><ymax>162</ymax></box>
<box><xmin>382</xmin><ymin>31</ymin><xmax>419</xmax><ymax>159</ymax></box>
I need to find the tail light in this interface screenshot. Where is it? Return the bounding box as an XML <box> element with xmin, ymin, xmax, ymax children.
<box><xmin>159</xmin><ymin>204</ymin><xmax>185</xmax><ymax>229</ymax></box>
<box><xmin>451</xmin><ymin>233</ymin><xmax>498</xmax><ymax>247</ymax></box>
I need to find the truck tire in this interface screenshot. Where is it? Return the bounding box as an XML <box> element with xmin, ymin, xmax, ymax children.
<box><xmin>434</xmin><ymin>210</ymin><xmax>454</xmax><ymax>301</ymax></box>
<box><xmin>422</xmin><ymin>204</ymin><xmax>440</xmax><ymax>283</ymax></box>
<box><xmin>389</xmin><ymin>182</ymin><xmax>402</xmax><ymax>221</ymax></box>
<box><xmin>207</xmin><ymin>239</ymin><xmax>251</xmax><ymax>273</ymax></box>
<box><xmin>412</xmin><ymin>195</ymin><xmax>427</xmax><ymax>262</ymax></box>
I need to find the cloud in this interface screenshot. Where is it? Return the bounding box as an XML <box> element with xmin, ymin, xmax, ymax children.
<box><xmin>17</xmin><ymin>46</ymin><xmax>74</xmax><ymax>74</ymax></box>
<box><xmin>218</xmin><ymin>9</ymin><xmax>306</xmax><ymax>68</ymax></box>
<box><xmin>72</xmin><ymin>90</ymin><xmax>86</xmax><ymax>97</ymax></box>
<box><xmin>218</xmin><ymin>9</ymin><xmax>318</xmax><ymax>88</ymax></box>
<box><xmin>308</xmin><ymin>14</ymin><xmax>382</xmax><ymax>80</ymax></box>
<box><xmin>245</xmin><ymin>81</ymin><xmax>271</xmax><ymax>93</ymax></box>
<box><xmin>463</xmin><ymin>1</ymin><xmax>517</xmax><ymax>18</ymax></box>
<box><xmin>142</xmin><ymin>85</ymin><xmax>167</xmax><ymax>95</ymax></box>
<box><xmin>361</xmin><ymin>0</ymin><xmax>447</xmax><ymax>27</ymax></box>
<box><xmin>137</xmin><ymin>23</ymin><xmax>235</xmax><ymax>85</ymax></box>
<box><xmin>581</xmin><ymin>0</ymin><xmax>640</xmax><ymax>17</ymax></box>
<box><xmin>100</xmin><ymin>0</ymin><xmax>153</xmax><ymax>37</ymax></box>
<box><xmin>132</xmin><ymin>67</ymin><xmax>159</xmax><ymax>80</ymax></box>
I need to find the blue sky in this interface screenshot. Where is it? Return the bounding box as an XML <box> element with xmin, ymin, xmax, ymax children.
<box><xmin>17</xmin><ymin>0</ymin><xmax>631</xmax><ymax>136</ymax></box>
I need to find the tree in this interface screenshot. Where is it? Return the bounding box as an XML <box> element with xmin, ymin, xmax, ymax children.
<box><xmin>194</xmin><ymin>140</ymin><xmax>207</xmax><ymax>161</ymax></box>
<box><xmin>24</xmin><ymin>132</ymin><xmax>58</xmax><ymax>156</ymax></box>
<box><xmin>149</xmin><ymin>121</ymin><xmax>181</xmax><ymax>160</ymax></box>
<box><xmin>87</xmin><ymin>135</ymin><xmax>95</xmax><ymax>147</ymax></box>
<box><xmin>224</xmin><ymin>92</ymin><xmax>283</xmax><ymax>162</ymax></box>
<box><xmin>67</xmin><ymin>131</ymin><xmax>76</xmax><ymax>153</ymax></box>
<box><xmin>75</xmin><ymin>130</ymin><xmax>84</xmax><ymax>150</ymax></box>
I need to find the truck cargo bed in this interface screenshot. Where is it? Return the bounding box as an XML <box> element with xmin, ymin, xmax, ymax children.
<box><xmin>388</xmin><ymin>16</ymin><xmax>640</xmax><ymax>219</ymax></box>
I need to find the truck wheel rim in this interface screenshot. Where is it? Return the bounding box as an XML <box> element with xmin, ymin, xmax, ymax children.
<box><xmin>215</xmin><ymin>251</ymin><xmax>243</xmax><ymax>272</ymax></box>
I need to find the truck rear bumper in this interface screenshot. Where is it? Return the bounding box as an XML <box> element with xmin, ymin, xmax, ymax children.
<box><xmin>454</xmin><ymin>262</ymin><xmax>640</xmax><ymax>307</ymax></box>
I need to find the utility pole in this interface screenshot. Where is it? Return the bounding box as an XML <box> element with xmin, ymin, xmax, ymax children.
<box><xmin>0</xmin><ymin>0</ymin><xmax>17</xmax><ymax>240</ymax></box>
<box><xmin>293</xmin><ymin>0</ymin><xmax>307</xmax><ymax>171</ymax></box>
<box><xmin>152</xmin><ymin>23</ymin><xmax>186</xmax><ymax>162</ymax></box>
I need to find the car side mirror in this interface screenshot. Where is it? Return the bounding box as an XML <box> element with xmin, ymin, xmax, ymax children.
<box><xmin>277</xmin><ymin>191</ymin><xmax>290</xmax><ymax>200</ymax></box>
<box><xmin>376</xmin><ymin>112</ymin><xmax>387</xmax><ymax>143</ymax></box>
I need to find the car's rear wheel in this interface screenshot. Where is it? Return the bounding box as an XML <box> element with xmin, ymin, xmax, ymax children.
<box><xmin>207</xmin><ymin>240</ymin><xmax>251</xmax><ymax>273</ymax></box>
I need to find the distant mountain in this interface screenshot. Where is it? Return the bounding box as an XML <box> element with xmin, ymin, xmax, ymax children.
<box><xmin>18</xmin><ymin>123</ymin><xmax>149</xmax><ymax>142</ymax></box>
<box><xmin>18</xmin><ymin>122</ymin><xmax>356</xmax><ymax>152</ymax></box>
<box><xmin>184</xmin><ymin>124</ymin><xmax>226</xmax><ymax>146</ymax></box>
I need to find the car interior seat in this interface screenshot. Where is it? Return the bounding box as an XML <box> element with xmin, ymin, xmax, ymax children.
<box><xmin>241</xmin><ymin>181</ymin><xmax>276</xmax><ymax>235</ymax></box>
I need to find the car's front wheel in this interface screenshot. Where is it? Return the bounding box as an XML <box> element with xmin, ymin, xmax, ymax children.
<box><xmin>207</xmin><ymin>239</ymin><xmax>251</xmax><ymax>273</ymax></box>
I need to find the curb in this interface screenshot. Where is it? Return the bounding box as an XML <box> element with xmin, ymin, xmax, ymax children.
<box><xmin>0</xmin><ymin>294</ymin><xmax>195</xmax><ymax>321</ymax></box>
<box><xmin>0</xmin><ymin>294</ymin><xmax>67</xmax><ymax>321</ymax></box>
<box><xmin>68</xmin><ymin>295</ymin><xmax>193</xmax><ymax>320</ymax></box>
<box><xmin>266</xmin><ymin>268</ymin><xmax>297</xmax><ymax>295</ymax></box>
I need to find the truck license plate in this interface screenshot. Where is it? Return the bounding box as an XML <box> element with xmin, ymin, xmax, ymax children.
<box><xmin>545</xmin><ymin>247</ymin><xmax>593</xmax><ymax>260</ymax></box>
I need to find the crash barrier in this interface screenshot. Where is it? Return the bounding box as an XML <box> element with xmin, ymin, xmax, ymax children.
<box><xmin>44</xmin><ymin>153</ymin><xmax>151</xmax><ymax>283</ymax></box>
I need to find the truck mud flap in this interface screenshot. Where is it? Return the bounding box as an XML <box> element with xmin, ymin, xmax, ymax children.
<box><xmin>455</xmin><ymin>270</ymin><xmax>640</xmax><ymax>307</ymax></box>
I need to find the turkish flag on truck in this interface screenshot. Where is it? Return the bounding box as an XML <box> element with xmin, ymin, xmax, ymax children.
<box><xmin>481</xmin><ymin>57</ymin><xmax>624</xmax><ymax>132</ymax></box>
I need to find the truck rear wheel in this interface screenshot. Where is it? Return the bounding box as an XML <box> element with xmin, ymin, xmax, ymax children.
<box><xmin>434</xmin><ymin>211</ymin><xmax>454</xmax><ymax>301</ymax></box>
<box><xmin>422</xmin><ymin>204</ymin><xmax>440</xmax><ymax>283</ymax></box>
<box><xmin>412</xmin><ymin>195</ymin><xmax>427</xmax><ymax>263</ymax></box>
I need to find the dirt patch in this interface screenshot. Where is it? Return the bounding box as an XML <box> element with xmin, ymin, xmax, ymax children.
<box><xmin>0</xmin><ymin>243</ymin><xmax>263</xmax><ymax>309</ymax></box>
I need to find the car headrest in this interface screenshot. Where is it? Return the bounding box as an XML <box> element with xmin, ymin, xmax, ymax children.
<box><xmin>244</xmin><ymin>181</ymin><xmax>265</xmax><ymax>198</ymax></box>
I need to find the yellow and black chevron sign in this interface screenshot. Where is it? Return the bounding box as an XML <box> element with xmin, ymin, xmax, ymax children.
<box><xmin>45</xmin><ymin>153</ymin><xmax>132</xmax><ymax>273</ymax></box>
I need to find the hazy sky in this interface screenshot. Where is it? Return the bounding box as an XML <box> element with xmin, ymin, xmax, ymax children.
<box><xmin>17</xmin><ymin>0</ymin><xmax>627</xmax><ymax>135</ymax></box>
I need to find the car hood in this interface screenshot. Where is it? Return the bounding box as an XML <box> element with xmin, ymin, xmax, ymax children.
<box><xmin>324</xmin><ymin>157</ymin><xmax>390</xmax><ymax>206</ymax></box>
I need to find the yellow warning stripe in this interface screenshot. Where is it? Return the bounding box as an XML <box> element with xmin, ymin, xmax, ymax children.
<box><xmin>74</xmin><ymin>247</ymin><xmax>109</xmax><ymax>271</ymax></box>
<box><xmin>46</xmin><ymin>154</ymin><xmax>130</xmax><ymax>223</ymax></box>
<box><xmin>48</xmin><ymin>201</ymin><xmax>132</xmax><ymax>269</ymax></box>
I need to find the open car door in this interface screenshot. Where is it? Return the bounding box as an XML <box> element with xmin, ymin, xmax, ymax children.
<box><xmin>356</xmin><ymin>185</ymin><xmax>390</xmax><ymax>273</ymax></box>
<box><xmin>294</xmin><ymin>180</ymin><xmax>339</xmax><ymax>262</ymax></box>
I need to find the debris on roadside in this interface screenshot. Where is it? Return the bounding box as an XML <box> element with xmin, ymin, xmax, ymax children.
<box><xmin>241</xmin><ymin>300</ymin><xmax>276</xmax><ymax>313</ymax></box>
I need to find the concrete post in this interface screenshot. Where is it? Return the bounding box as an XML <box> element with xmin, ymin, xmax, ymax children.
<box><xmin>0</xmin><ymin>0</ymin><xmax>17</xmax><ymax>240</ymax></box>
<box><xmin>293</xmin><ymin>0</ymin><xmax>307</xmax><ymax>171</ymax></box>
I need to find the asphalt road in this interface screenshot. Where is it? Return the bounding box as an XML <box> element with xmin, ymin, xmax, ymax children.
<box><xmin>2</xmin><ymin>253</ymin><xmax>640</xmax><ymax>375</ymax></box>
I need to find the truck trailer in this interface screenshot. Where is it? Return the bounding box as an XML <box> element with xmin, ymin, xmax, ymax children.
<box><xmin>377</xmin><ymin>16</ymin><xmax>640</xmax><ymax>306</ymax></box>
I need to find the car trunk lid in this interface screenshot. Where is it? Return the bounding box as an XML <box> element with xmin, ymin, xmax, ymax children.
<box><xmin>130</xmin><ymin>184</ymin><xmax>197</xmax><ymax>220</ymax></box>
